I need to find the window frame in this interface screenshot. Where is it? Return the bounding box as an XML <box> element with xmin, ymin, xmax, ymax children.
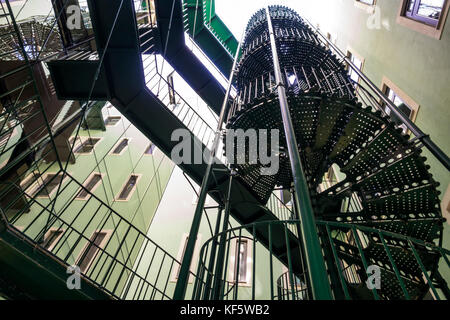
<box><xmin>144</xmin><ymin>143</ymin><xmax>156</xmax><ymax>155</ymax></box>
<box><xmin>76</xmin><ymin>229</ymin><xmax>113</xmax><ymax>273</ymax></box>
<box><xmin>22</xmin><ymin>172</ymin><xmax>69</xmax><ymax>199</ymax></box>
<box><xmin>43</xmin><ymin>227</ymin><xmax>65</xmax><ymax>251</ymax></box>
<box><xmin>109</xmin><ymin>137</ymin><xmax>132</xmax><ymax>156</ymax></box>
<box><xmin>75</xmin><ymin>172</ymin><xmax>104</xmax><ymax>200</ymax></box>
<box><xmin>170</xmin><ymin>233</ymin><xmax>202</xmax><ymax>283</ymax></box>
<box><xmin>104</xmin><ymin>115</ymin><xmax>122</xmax><ymax>127</ymax></box>
<box><xmin>70</xmin><ymin>136</ymin><xmax>102</xmax><ymax>155</ymax></box>
<box><xmin>441</xmin><ymin>183</ymin><xmax>450</xmax><ymax>226</ymax></box>
<box><xmin>354</xmin><ymin>0</ymin><xmax>377</xmax><ymax>10</ymax></box>
<box><xmin>346</xmin><ymin>47</ymin><xmax>365</xmax><ymax>85</ymax></box>
<box><xmin>115</xmin><ymin>174</ymin><xmax>142</xmax><ymax>201</ymax></box>
<box><xmin>227</xmin><ymin>237</ymin><xmax>253</xmax><ymax>287</ymax></box>
<box><xmin>381</xmin><ymin>76</ymin><xmax>420</xmax><ymax>134</ymax></box>
<box><xmin>397</xmin><ymin>0</ymin><xmax>450</xmax><ymax>39</ymax></box>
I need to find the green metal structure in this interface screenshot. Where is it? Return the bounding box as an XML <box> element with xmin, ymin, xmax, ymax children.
<box><xmin>0</xmin><ymin>0</ymin><xmax>448</xmax><ymax>300</ymax></box>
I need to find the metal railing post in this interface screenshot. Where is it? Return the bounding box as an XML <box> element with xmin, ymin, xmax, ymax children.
<box><xmin>303</xmin><ymin>17</ymin><xmax>450</xmax><ymax>171</ymax></box>
<box><xmin>173</xmin><ymin>30</ymin><xmax>243</xmax><ymax>300</ymax></box>
<box><xmin>265</xmin><ymin>6</ymin><xmax>332</xmax><ymax>300</ymax></box>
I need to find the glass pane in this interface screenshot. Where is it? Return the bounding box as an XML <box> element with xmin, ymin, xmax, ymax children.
<box><xmin>79</xmin><ymin>232</ymin><xmax>107</xmax><ymax>272</ymax></box>
<box><xmin>145</xmin><ymin>144</ymin><xmax>155</xmax><ymax>154</ymax></box>
<box><xmin>77</xmin><ymin>174</ymin><xmax>102</xmax><ymax>199</ymax></box>
<box><xmin>417</xmin><ymin>0</ymin><xmax>444</xmax><ymax>20</ymax></box>
<box><xmin>35</xmin><ymin>174</ymin><xmax>64</xmax><ymax>197</ymax></box>
<box><xmin>112</xmin><ymin>139</ymin><xmax>129</xmax><ymax>154</ymax></box>
<box><xmin>407</xmin><ymin>0</ymin><xmax>416</xmax><ymax>12</ymax></box>
<box><xmin>43</xmin><ymin>230</ymin><xmax>63</xmax><ymax>250</ymax></box>
<box><xmin>235</xmin><ymin>240</ymin><xmax>248</xmax><ymax>282</ymax></box>
<box><xmin>118</xmin><ymin>175</ymin><xmax>138</xmax><ymax>200</ymax></box>
<box><xmin>74</xmin><ymin>138</ymin><xmax>100</xmax><ymax>153</ymax></box>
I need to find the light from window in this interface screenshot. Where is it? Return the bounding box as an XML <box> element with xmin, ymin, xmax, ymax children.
<box><xmin>405</xmin><ymin>0</ymin><xmax>445</xmax><ymax>26</ymax></box>
<box><xmin>77</xmin><ymin>174</ymin><xmax>102</xmax><ymax>199</ymax></box>
<box><xmin>111</xmin><ymin>138</ymin><xmax>129</xmax><ymax>154</ymax></box>
<box><xmin>384</xmin><ymin>87</ymin><xmax>414</xmax><ymax>133</ymax></box>
<box><xmin>359</xmin><ymin>0</ymin><xmax>375</xmax><ymax>5</ymax></box>
<box><xmin>104</xmin><ymin>116</ymin><xmax>121</xmax><ymax>126</ymax></box>
<box><xmin>117</xmin><ymin>175</ymin><xmax>139</xmax><ymax>200</ymax></box>
<box><xmin>234</xmin><ymin>240</ymin><xmax>248</xmax><ymax>283</ymax></box>
<box><xmin>175</xmin><ymin>236</ymin><xmax>190</xmax><ymax>280</ymax></box>
<box><xmin>78</xmin><ymin>231</ymin><xmax>107</xmax><ymax>273</ymax></box>
<box><xmin>347</xmin><ymin>52</ymin><xmax>363</xmax><ymax>83</ymax></box>
<box><xmin>74</xmin><ymin>138</ymin><xmax>101</xmax><ymax>154</ymax></box>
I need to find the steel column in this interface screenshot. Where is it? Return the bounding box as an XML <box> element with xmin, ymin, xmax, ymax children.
<box><xmin>265</xmin><ymin>7</ymin><xmax>332</xmax><ymax>300</ymax></box>
<box><xmin>173</xmin><ymin>32</ymin><xmax>243</xmax><ymax>300</ymax></box>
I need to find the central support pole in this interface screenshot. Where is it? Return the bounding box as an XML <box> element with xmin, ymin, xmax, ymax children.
<box><xmin>173</xmin><ymin>34</ymin><xmax>243</xmax><ymax>300</ymax></box>
<box><xmin>265</xmin><ymin>6</ymin><xmax>332</xmax><ymax>300</ymax></box>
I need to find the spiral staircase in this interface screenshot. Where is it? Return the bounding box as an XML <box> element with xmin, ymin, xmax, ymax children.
<box><xmin>190</xmin><ymin>5</ymin><xmax>450</xmax><ymax>300</ymax></box>
<box><xmin>0</xmin><ymin>0</ymin><xmax>449</xmax><ymax>300</ymax></box>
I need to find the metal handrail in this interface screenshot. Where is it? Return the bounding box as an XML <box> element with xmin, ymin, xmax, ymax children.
<box><xmin>301</xmin><ymin>17</ymin><xmax>450</xmax><ymax>171</ymax></box>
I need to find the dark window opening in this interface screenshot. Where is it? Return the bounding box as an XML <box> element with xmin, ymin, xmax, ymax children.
<box><xmin>78</xmin><ymin>231</ymin><xmax>107</xmax><ymax>273</ymax></box>
<box><xmin>77</xmin><ymin>174</ymin><xmax>102</xmax><ymax>199</ymax></box>
<box><xmin>74</xmin><ymin>138</ymin><xmax>101</xmax><ymax>154</ymax></box>
<box><xmin>34</xmin><ymin>173</ymin><xmax>64</xmax><ymax>197</ymax></box>
<box><xmin>234</xmin><ymin>240</ymin><xmax>248</xmax><ymax>283</ymax></box>
<box><xmin>112</xmin><ymin>138</ymin><xmax>129</xmax><ymax>154</ymax></box>
<box><xmin>43</xmin><ymin>229</ymin><xmax>64</xmax><ymax>250</ymax></box>
<box><xmin>117</xmin><ymin>175</ymin><xmax>139</xmax><ymax>200</ymax></box>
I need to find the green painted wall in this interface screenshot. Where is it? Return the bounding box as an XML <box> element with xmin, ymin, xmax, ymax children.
<box><xmin>299</xmin><ymin>0</ymin><xmax>450</xmax><ymax>287</ymax></box>
<box><xmin>300</xmin><ymin>0</ymin><xmax>449</xmax><ymax>196</ymax></box>
<box><xmin>144</xmin><ymin>167</ymin><xmax>285</xmax><ymax>300</ymax></box>
<box><xmin>7</xmin><ymin>104</ymin><xmax>174</xmax><ymax>296</ymax></box>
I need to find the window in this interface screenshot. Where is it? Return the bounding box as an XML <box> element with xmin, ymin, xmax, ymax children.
<box><xmin>355</xmin><ymin>0</ymin><xmax>376</xmax><ymax>10</ymax></box>
<box><xmin>168</xmin><ymin>72</ymin><xmax>176</xmax><ymax>105</ymax></box>
<box><xmin>116</xmin><ymin>174</ymin><xmax>140</xmax><ymax>201</ymax></box>
<box><xmin>110</xmin><ymin>138</ymin><xmax>130</xmax><ymax>155</ymax></box>
<box><xmin>405</xmin><ymin>0</ymin><xmax>445</xmax><ymax>26</ymax></box>
<box><xmin>104</xmin><ymin>116</ymin><xmax>121</xmax><ymax>126</ymax></box>
<box><xmin>234</xmin><ymin>240</ymin><xmax>248</xmax><ymax>283</ymax></box>
<box><xmin>43</xmin><ymin>228</ymin><xmax>65</xmax><ymax>251</ymax></box>
<box><xmin>76</xmin><ymin>173</ymin><xmax>103</xmax><ymax>200</ymax></box>
<box><xmin>347</xmin><ymin>49</ymin><xmax>364</xmax><ymax>84</ymax></box>
<box><xmin>25</xmin><ymin>172</ymin><xmax>66</xmax><ymax>198</ymax></box>
<box><xmin>171</xmin><ymin>233</ymin><xmax>202</xmax><ymax>283</ymax></box>
<box><xmin>381</xmin><ymin>77</ymin><xmax>420</xmax><ymax>134</ymax></box>
<box><xmin>72</xmin><ymin>137</ymin><xmax>101</xmax><ymax>154</ymax></box>
<box><xmin>397</xmin><ymin>0</ymin><xmax>450</xmax><ymax>39</ymax></box>
<box><xmin>356</xmin><ymin>0</ymin><xmax>375</xmax><ymax>6</ymax></box>
<box><xmin>144</xmin><ymin>143</ymin><xmax>156</xmax><ymax>155</ymax></box>
<box><xmin>228</xmin><ymin>237</ymin><xmax>253</xmax><ymax>286</ymax></box>
<box><xmin>279</xmin><ymin>189</ymin><xmax>293</xmax><ymax>208</ymax></box>
<box><xmin>441</xmin><ymin>183</ymin><xmax>450</xmax><ymax>225</ymax></box>
<box><xmin>77</xmin><ymin>230</ymin><xmax>111</xmax><ymax>273</ymax></box>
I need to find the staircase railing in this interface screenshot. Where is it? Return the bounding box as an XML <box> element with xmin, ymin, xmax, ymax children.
<box><xmin>192</xmin><ymin>220</ymin><xmax>310</xmax><ymax>300</ymax></box>
<box><xmin>0</xmin><ymin>0</ymin><xmax>205</xmax><ymax>300</ymax></box>
<box><xmin>192</xmin><ymin>219</ymin><xmax>449</xmax><ymax>300</ymax></box>
<box><xmin>0</xmin><ymin>172</ymin><xmax>203</xmax><ymax>300</ymax></box>
<box><xmin>301</xmin><ymin>17</ymin><xmax>450</xmax><ymax>172</ymax></box>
